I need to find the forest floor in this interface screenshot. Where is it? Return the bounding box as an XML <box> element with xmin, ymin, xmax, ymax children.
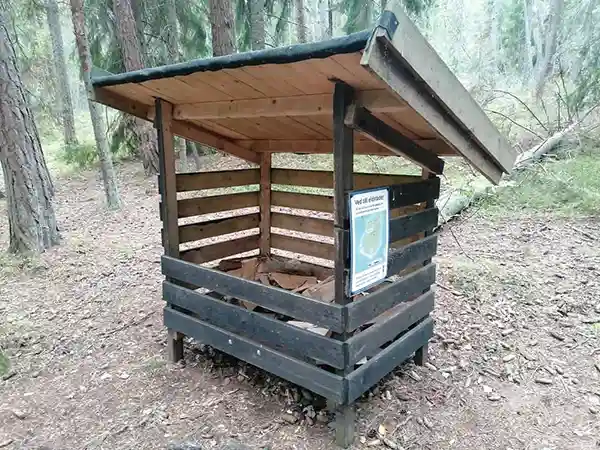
<box><xmin>1</xmin><ymin>156</ymin><xmax>600</xmax><ymax>450</ymax></box>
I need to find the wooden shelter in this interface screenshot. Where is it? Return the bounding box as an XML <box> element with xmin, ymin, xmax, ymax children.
<box><xmin>92</xmin><ymin>3</ymin><xmax>516</xmax><ymax>447</ymax></box>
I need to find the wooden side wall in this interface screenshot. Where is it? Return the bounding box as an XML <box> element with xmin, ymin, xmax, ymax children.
<box><xmin>175</xmin><ymin>168</ymin><xmax>261</xmax><ymax>264</ymax></box>
<box><xmin>270</xmin><ymin>168</ymin><xmax>432</xmax><ymax>264</ymax></box>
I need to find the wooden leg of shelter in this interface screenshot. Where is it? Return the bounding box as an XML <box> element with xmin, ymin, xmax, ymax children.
<box><xmin>332</xmin><ymin>81</ymin><xmax>356</xmax><ymax>448</ymax></box>
<box><xmin>259</xmin><ymin>153</ymin><xmax>271</xmax><ymax>256</ymax></box>
<box><xmin>156</xmin><ymin>98</ymin><xmax>186</xmax><ymax>362</ymax></box>
<box><xmin>167</xmin><ymin>329</ymin><xmax>184</xmax><ymax>363</ymax></box>
<box><xmin>330</xmin><ymin>401</ymin><xmax>356</xmax><ymax>448</ymax></box>
<box><xmin>414</xmin><ymin>167</ymin><xmax>436</xmax><ymax>367</ymax></box>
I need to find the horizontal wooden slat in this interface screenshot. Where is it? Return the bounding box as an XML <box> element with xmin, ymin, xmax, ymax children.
<box><xmin>162</xmin><ymin>255</ymin><xmax>344</xmax><ymax>332</ymax></box>
<box><xmin>347</xmin><ymin>263</ymin><xmax>436</xmax><ymax>331</ymax></box>
<box><xmin>387</xmin><ymin>234</ymin><xmax>438</xmax><ymax>276</ymax></box>
<box><xmin>179</xmin><ymin>214</ymin><xmax>260</xmax><ymax>243</ymax></box>
<box><xmin>176</xmin><ymin>169</ymin><xmax>260</xmax><ymax>192</ymax></box>
<box><xmin>164</xmin><ymin>308</ymin><xmax>345</xmax><ymax>402</ymax></box>
<box><xmin>272</xmin><ymin>191</ymin><xmax>333</xmax><ymax>213</ymax></box>
<box><xmin>271</xmin><ymin>233</ymin><xmax>335</xmax><ymax>261</ymax></box>
<box><xmin>388</xmin><ymin>177</ymin><xmax>440</xmax><ymax>209</ymax></box>
<box><xmin>389</xmin><ymin>208</ymin><xmax>438</xmax><ymax>243</ymax></box>
<box><xmin>271</xmin><ymin>212</ymin><xmax>334</xmax><ymax>237</ymax></box>
<box><xmin>237</xmin><ymin>139</ymin><xmax>454</xmax><ymax>156</ymax></box>
<box><xmin>272</xmin><ymin>169</ymin><xmax>421</xmax><ymax>190</ymax></box>
<box><xmin>164</xmin><ymin>282</ymin><xmax>345</xmax><ymax>368</ymax></box>
<box><xmin>180</xmin><ymin>235</ymin><xmax>259</xmax><ymax>264</ymax></box>
<box><xmin>346</xmin><ymin>318</ymin><xmax>433</xmax><ymax>403</ymax></box>
<box><xmin>347</xmin><ymin>290</ymin><xmax>434</xmax><ymax>365</ymax></box>
<box><xmin>178</xmin><ymin>191</ymin><xmax>259</xmax><ymax>218</ymax></box>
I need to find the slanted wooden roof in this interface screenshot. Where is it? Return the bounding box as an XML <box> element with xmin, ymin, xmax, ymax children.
<box><xmin>91</xmin><ymin>2</ymin><xmax>516</xmax><ymax>183</ymax></box>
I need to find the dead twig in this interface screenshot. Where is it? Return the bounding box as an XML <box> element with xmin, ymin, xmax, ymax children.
<box><xmin>568</xmin><ymin>225</ymin><xmax>596</xmax><ymax>241</ymax></box>
<box><xmin>486</xmin><ymin>109</ymin><xmax>544</xmax><ymax>140</ymax></box>
<box><xmin>493</xmin><ymin>89</ymin><xmax>549</xmax><ymax>132</ymax></box>
<box><xmin>100</xmin><ymin>311</ymin><xmax>155</xmax><ymax>337</ymax></box>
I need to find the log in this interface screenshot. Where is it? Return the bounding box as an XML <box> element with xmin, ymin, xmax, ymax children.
<box><xmin>437</xmin><ymin>121</ymin><xmax>583</xmax><ymax>224</ymax></box>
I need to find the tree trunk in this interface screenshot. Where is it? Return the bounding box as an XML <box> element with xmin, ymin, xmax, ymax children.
<box><xmin>69</xmin><ymin>0</ymin><xmax>120</xmax><ymax>209</ymax></box>
<box><xmin>296</xmin><ymin>0</ymin><xmax>307</xmax><ymax>43</ymax></box>
<box><xmin>250</xmin><ymin>0</ymin><xmax>265</xmax><ymax>50</ymax></box>
<box><xmin>327</xmin><ymin>0</ymin><xmax>333</xmax><ymax>38</ymax></box>
<box><xmin>113</xmin><ymin>0</ymin><xmax>159</xmax><ymax>175</ymax></box>
<box><xmin>208</xmin><ymin>0</ymin><xmax>236</xmax><ymax>56</ymax></box>
<box><xmin>45</xmin><ymin>0</ymin><xmax>77</xmax><ymax>147</ymax></box>
<box><xmin>522</xmin><ymin>0</ymin><xmax>534</xmax><ymax>81</ymax></box>
<box><xmin>534</xmin><ymin>0</ymin><xmax>564</xmax><ymax>96</ymax></box>
<box><xmin>164</xmin><ymin>0</ymin><xmax>187</xmax><ymax>172</ymax></box>
<box><xmin>0</xmin><ymin>7</ymin><xmax>60</xmax><ymax>253</ymax></box>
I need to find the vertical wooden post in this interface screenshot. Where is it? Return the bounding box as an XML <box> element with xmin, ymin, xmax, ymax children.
<box><xmin>414</xmin><ymin>167</ymin><xmax>436</xmax><ymax>366</ymax></box>
<box><xmin>259</xmin><ymin>153</ymin><xmax>271</xmax><ymax>256</ymax></box>
<box><xmin>332</xmin><ymin>81</ymin><xmax>355</xmax><ymax>448</ymax></box>
<box><xmin>156</xmin><ymin>98</ymin><xmax>183</xmax><ymax>363</ymax></box>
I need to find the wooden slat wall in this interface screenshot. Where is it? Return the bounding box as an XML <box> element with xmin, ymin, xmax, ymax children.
<box><xmin>272</xmin><ymin>169</ymin><xmax>421</xmax><ymax>190</ymax></box>
<box><xmin>175</xmin><ymin>169</ymin><xmax>261</xmax><ymax>264</ymax></box>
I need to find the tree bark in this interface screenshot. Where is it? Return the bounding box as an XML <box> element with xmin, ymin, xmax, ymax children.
<box><xmin>296</xmin><ymin>0</ymin><xmax>307</xmax><ymax>43</ymax></box>
<box><xmin>534</xmin><ymin>0</ymin><xmax>564</xmax><ymax>96</ymax></box>
<box><xmin>113</xmin><ymin>0</ymin><xmax>159</xmax><ymax>175</ymax></box>
<box><xmin>208</xmin><ymin>0</ymin><xmax>236</xmax><ymax>56</ymax></box>
<box><xmin>45</xmin><ymin>0</ymin><xmax>77</xmax><ymax>147</ymax></box>
<box><xmin>0</xmin><ymin>6</ymin><xmax>60</xmax><ymax>253</ymax></box>
<box><xmin>250</xmin><ymin>0</ymin><xmax>265</xmax><ymax>50</ymax></box>
<box><xmin>164</xmin><ymin>0</ymin><xmax>187</xmax><ymax>172</ymax></box>
<box><xmin>70</xmin><ymin>0</ymin><xmax>121</xmax><ymax>209</ymax></box>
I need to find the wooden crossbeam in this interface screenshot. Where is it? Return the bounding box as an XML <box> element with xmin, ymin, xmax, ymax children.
<box><xmin>173</xmin><ymin>90</ymin><xmax>408</xmax><ymax>120</ymax></box>
<box><xmin>93</xmin><ymin>87</ymin><xmax>260</xmax><ymax>164</ymax></box>
<box><xmin>235</xmin><ymin>139</ymin><xmax>454</xmax><ymax>155</ymax></box>
<box><xmin>345</xmin><ymin>105</ymin><xmax>445</xmax><ymax>174</ymax></box>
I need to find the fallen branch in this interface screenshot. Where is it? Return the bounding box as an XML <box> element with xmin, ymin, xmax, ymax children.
<box><xmin>437</xmin><ymin>104</ymin><xmax>598</xmax><ymax>224</ymax></box>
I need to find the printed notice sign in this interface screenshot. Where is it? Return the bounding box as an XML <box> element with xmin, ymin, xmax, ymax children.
<box><xmin>349</xmin><ymin>188</ymin><xmax>389</xmax><ymax>295</ymax></box>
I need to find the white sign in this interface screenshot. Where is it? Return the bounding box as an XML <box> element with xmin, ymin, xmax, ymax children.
<box><xmin>349</xmin><ymin>188</ymin><xmax>389</xmax><ymax>295</ymax></box>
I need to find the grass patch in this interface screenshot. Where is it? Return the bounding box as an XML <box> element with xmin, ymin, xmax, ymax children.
<box><xmin>479</xmin><ymin>145</ymin><xmax>600</xmax><ymax>217</ymax></box>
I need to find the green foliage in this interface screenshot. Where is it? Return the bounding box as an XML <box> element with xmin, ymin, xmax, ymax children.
<box><xmin>480</xmin><ymin>143</ymin><xmax>600</xmax><ymax>216</ymax></box>
<box><xmin>59</xmin><ymin>141</ymin><xmax>107</xmax><ymax>168</ymax></box>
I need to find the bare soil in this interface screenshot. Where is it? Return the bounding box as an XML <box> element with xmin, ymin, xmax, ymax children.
<box><xmin>1</xmin><ymin>160</ymin><xmax>600</xmax><ymax>450</ymax></box>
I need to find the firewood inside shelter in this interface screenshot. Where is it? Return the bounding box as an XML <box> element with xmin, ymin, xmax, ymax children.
<box><xmin>90</xmin><ymin>2</ymin><xmax>517</xmax><ymax>447</ymax></box>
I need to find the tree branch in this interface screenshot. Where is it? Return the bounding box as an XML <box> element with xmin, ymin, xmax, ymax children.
<box><xmin>486</xmin><ymin>109</ymin><xmax>544</xmax><ymax>140</ymax></box>
<box><xmin>493</xmin><ymin>89</ymin><xmax>548</xmax><ymax>132</ymax></box>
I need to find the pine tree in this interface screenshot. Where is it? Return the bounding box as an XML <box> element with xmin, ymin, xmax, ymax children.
<box><xmin>0</xmin><ymin>1</ymin><xmax>60</xmax><ymax>253</ymax></box>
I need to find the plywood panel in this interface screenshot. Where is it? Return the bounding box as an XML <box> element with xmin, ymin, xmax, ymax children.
<box><xmin>239</xmin><ymin>65</ymin><xmax>305</xmax><ymax>96</ymax></box>
<box><xmin>176</xmin><ymin>75</ymin><xmax>233</xmax><ymax>102</ymax></box>
<box><xmin>190</xmin><ymin>71</ymin><xmax>266</xmax><ymax>99</ymax></box>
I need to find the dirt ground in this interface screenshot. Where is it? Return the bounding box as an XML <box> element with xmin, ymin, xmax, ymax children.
<box><xmin>1</xmin><ymin>160</ymin><xmax>599</xmax><ymax>450</ymax></box>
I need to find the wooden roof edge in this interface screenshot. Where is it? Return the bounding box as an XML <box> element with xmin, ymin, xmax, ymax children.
<box><xmin>362</xmin><ymin>2</ymin><xmax>517</xmax><ymax>182</ymax></box>
<box><xmin>90</xmin><ymin>31</ymin><xmax>370</xmax><ymax>89</ymax></box>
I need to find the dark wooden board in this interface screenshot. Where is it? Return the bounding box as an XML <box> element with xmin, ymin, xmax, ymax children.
<box><xmin>180</xmin><ymin>235</ymin><xmax>259</xmax><ymax>264</ymax></box>
<box><xmin>162</xmin><ymin>255</ymin><xmax>344</xmax><ymax>332</ymax></box>
<box><xmin>387</xmin><ymin>234</ymin><xmax>438</xmax><ymax>276</ymax></box>
<box><xmin>176</xmin><ymin>169</ymin><xmax>260</xmax><ymax>192</ymax></box>
<box><xmin>271</xmin><ymin>191</ymin><xmax>333</xmax><ymax>213</ymax></box>
<box><xmin>164</xmin><ymin>308</ymin><xmax>345</xmax><ymax>402</ymax></box>
<box><xmin>271</xmin><ymin>212</ymin><xmax>334</xmax><ymax>237</ymax></box>
<box><xmin>388</xmin><ymin>177</ymin><xmax>440</xmax><ymax>209</ymax></box>
<box><xmin>178</xmin><ymin>191</ymin><xmax>259</xmax><ymax>218</ymax></box>
<box><xmin>179</xmin><ymin>214</ymin><xmax>260</xmax><ymax>243</ymax></box>
<box><xmin>271</xmin><ymin>233</ymin><xmax>335</xmax><ymax>261</ymax></box>
<box><xmin>347</xmin><ymin>290</ymin><xmax>434</xmax><ymax>364</ymax></box>
<box><xmin>346</xmin><ymin>318</ymin><xmax>433</xmax><ymax>403</ymax></box>
<box><xmin>163</xmin><ymin>282</ymin><xmax>345</xmax><ymax>368</ymax></box>
<box><xmin>347</xmin><ymin>263</ymin><xmax>436</xmax><ymax>331</ymax></box>
<box><xmin>345</xmin><ymin>106</ymin><xmax>444</xmax><ymax>174</ymax></box>
<box><xmin>271</xmin><ymin>168</ymin><xmax>419</xmax><ymax>190</ymax></box>
<box><xmin>389</xmin><ymin>208</ymin><xmax>438</xmax><ymax>243</ymax></box>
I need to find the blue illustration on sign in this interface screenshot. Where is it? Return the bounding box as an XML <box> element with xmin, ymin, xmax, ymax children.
<box><xmin>349</xmin><ymin>188</ymin><xmax>389</xmax><ymax>295</ymax></box>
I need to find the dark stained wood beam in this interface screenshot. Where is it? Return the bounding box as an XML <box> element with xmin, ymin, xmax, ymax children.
<box><xmin>345</xmin><ymin>105</ymin><xmax>445</xmax><ymax>174</ymax></box>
